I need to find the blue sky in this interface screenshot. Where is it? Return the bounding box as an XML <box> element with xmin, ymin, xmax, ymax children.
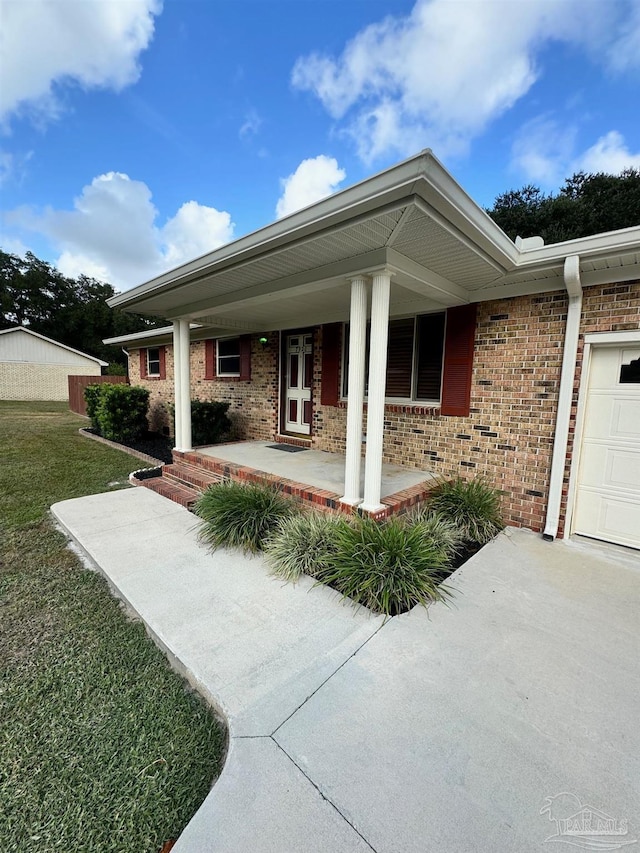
<box><xmin>1</xmin><ymin>0</ymin><xmax>639</xmax><ymax>291</ymax></box>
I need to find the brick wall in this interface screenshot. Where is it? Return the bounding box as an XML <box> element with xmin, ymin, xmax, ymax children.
<box><xmin>129</xmin><ymin>336</ymin><xmax>280</xmax><ymax>439</ymax></box>
<box><xmin>313</xmin><ymin>281</ymin><xmax>640</xmax><ymax>533</ymax></box>
<box><xmin>0</xmin><ymin>361</ymin><xmax>102</xmax><ymax>401</ymax></box>
<box><xmin>129</xmin><ymin>280</ymin><xmax>640</xmax><ymax>532</ymax></box>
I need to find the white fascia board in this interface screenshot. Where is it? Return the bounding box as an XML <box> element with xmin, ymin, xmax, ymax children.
<box><xmin>412</xmin><ymin>165</ymin><xmax>518</xmax><ymax>268</ymax></box>
<box><xmin>107</xmin><ymin>152</ymin><xmax>436</xmax><ymax>309</ymax></box>
<box><xmin>0</xmin><ymin>326</ymin><xmax>108</xmax><ymax>366</ymax></box>
<box><xmin>103</xmin><ymin>326</ymin><xmax>174</xmax><ymax>346</ymax></box>
<box><xmin>514</xmin><ymin>225</ymin><xmax>640</xmax><ymax>266</ymax></box>
<box><xmin>107</xmin><ymin>150</ymin><xmax>519</xmax><ymax>311</ymax></box>
<box><xmin>103</xmin><ymin>322</ymin><xmax>204</xmax><ymax>347</ymax></box>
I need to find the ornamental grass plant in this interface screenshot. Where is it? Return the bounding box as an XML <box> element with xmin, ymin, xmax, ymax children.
<box><xmin>409</xmin><ymin>507</ymin><xmax>466</xmax><ymax>561</ymax></box>
<box><xmin>265</xmin><ymin>511</ymin><xmax>347</xmax><ymax>582</ymax></box>
<box><xmin>427</xmin><ymin>476</ymin><xmax>505</xmax><ymax>545</ymax></box>
<box><xmin>194</xmin><ymin>480</ymin><xmax>298</xmax><ymax>554</ymax></box>
<box><xmin>321</xmin><ymin>515</ymin><xmax>451</xmax><ymax>616</ymax></box>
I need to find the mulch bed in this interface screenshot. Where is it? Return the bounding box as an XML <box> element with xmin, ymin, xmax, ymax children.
<box><xmin>84</xmin><ymin>428</ymin><xmax>174</xmax><ymax>464</ymax></box>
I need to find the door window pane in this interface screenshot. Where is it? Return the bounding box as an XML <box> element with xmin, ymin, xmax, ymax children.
<box><xmin>289</xmin><ymin>353</ymin><xmax>299</xmax><ymax>388</ymax></box>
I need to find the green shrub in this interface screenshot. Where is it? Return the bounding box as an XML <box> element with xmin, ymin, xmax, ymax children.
<box><xmin>428</xmin><ymin>477</ymin><xmax>504</xmax><ymax>544</ymax></box>
<box><xmin>191</xmin><ymin>400</ymin><xmax>232</xmax><ymax>446</ymax></box>
<box><xmin>194</xmin><ymin>480</ymin><xmax>298</xmax><ymax>553</ymax></box>
<box><xmin>321</xmin><ymin>515</ymin><xmax>451</xmax><ymax>615</ymax></box>
<box><xmin>94</xmin><ymin>384</ymin><xmax>150</xmax><ymax>443</ymax></box>
<box><xmin>265</xmin><ymin>512</ymin><xmax>347</xmax><ymax>582</ymax></box>
<box><xmin>83</xmin><ymin>384</ymin><xmax>104</xmax><ymax>431</ymax></box>
<box><xmin>409</xmin><ymin>507</ymin><xmax>465</xmax><ymax>560</ymax></box>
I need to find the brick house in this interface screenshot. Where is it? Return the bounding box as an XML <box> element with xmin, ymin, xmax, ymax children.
<box><xmin>106</xmin><ymin>151</ymin><xmax>640</xmax><ymax>549</ymax></box>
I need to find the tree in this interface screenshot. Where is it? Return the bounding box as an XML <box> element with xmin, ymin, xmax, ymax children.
<box><xmin>487</xmin><ymin>169</ymin><xmax>640</xmax><ymax>243</ymax></box>
<box><xmin>0</xmin><ymin>250</ymin><xmax>165</xmax><ymax>367</ymax></box>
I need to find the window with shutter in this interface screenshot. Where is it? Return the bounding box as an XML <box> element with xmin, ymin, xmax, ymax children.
<box><xmin>217</xmin><ymin>337</ymin><xmax>241</xmax><ymax>376</ymax></box>
<box><xmin>147</xmin><ymin>347</ymin><xmax>161</xmax><ymax>376</ymax></box>
<box><xmin>341</xmin><ymin>312</ymin><xmax>446</xmax><ymax>402</ymax></box>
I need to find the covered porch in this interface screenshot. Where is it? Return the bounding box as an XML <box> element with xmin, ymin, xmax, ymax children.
<box><xmin>146</xmin><ymin>441</ymin><xmax>438</xmax><ymax>519</ymax></box>
<box><xmin>108</xmin><ymin>151</ymin><xmax>639</xmax><ymax>526</ymax></box>
<box><xmin>113</xmin><ymin>152</ymin><xmax>517</xmax><ymax>515</ymax></box>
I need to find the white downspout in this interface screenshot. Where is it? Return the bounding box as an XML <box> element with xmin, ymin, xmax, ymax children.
<box><xmin>542</xmin><ymin>255</ymin><xmax>582</xmax><ymax>541</ymax></box>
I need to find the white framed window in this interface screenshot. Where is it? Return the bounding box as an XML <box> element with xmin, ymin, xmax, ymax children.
<box><xmin>146</xmin><ymin>347</ymin><xmax>161</xmax><ymax>377</ymax></box>
<box><xmin>217</xmin><ymin>337</ymin><xmax>241</xmax><ymax>377</ymax></box>
<box><xmin>342</xmin><ymin>312</ymin><xmax>446</xmax><ymax>403</ymax></box>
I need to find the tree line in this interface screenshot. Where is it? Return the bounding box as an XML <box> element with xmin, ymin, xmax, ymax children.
<box><xmin>0</xmin><ymin>251</ymin><xmax>165</xmax><ymax>370</ymax></box>
<box><xmin>486</xmin><ymin>169</ymin><xmax>640</xmax><ymax>243</ymax></box>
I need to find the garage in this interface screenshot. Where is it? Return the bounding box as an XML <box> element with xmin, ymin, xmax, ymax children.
<box><xmin>573</xmin><ymin>342</ymin><xmax>640</xmax><ymax>550</ymax></box>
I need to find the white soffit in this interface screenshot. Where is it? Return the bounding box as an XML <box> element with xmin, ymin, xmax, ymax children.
<box><xmin>107</xmin><ymin>150</ymin><xmax>640</xmax><ymax>321</ymax></box>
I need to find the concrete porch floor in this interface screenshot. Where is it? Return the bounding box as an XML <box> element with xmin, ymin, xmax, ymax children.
<box><xmin>196</xmin><ymin>440</ymin><xmax>436</xmax><ymax>500</ymax></box>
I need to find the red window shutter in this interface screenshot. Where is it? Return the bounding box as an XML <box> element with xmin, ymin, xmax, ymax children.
<box><xmin>159</xmin><ymin>346</ymin><xmax>166</xmax><ymax>380</ymax></box>
<box><xmin>140</xmin><ymin>349</ymin><xmax>148</xmax><ymax>379</ymax></box>
<box><xmin>205</xmin><ymin>340</ymin><xmax>216</xmax><ymax>379</ymax></box>
<box><xmin>440</xmin><ymin>304</ymin><xmax>477</xmax><ymax>417</ymax></box>
<box><xmin>321</xmin><ymin>323</ymin><xmax>341</xmax><ymax>406</ymax></box>
<box><xmin>239</xmin><ymin>335</ymin><xmax>251</xmax><ymax>381</ymax></box>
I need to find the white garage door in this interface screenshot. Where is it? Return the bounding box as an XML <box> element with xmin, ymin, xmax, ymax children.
<box><xmin>573</xmin><ymin>345</ymin><xmax>640</xmax><ymax>549</ymax></box>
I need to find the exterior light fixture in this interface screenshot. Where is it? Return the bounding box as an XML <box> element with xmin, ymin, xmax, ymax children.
<box><xmin>259</xmin><ymin>336</ymin><xmax>268</xmax><ymax>346</ymax></box>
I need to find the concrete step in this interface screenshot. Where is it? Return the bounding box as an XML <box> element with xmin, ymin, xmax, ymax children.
<box><xmin>140</xmin><ymin>476</ymin><xmax>199</xmax><ymax>509</ymax></box>
<box><xmin>162</xmin><ymin>462</ymin><xmax>224</xmax><ymax>493</ymax></box>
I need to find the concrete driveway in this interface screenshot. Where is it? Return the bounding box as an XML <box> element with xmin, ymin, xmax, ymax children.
<box><xmin>52</xmin><ymin>489</ymin><xmax>640</xmax><ymax>853</ymax></box>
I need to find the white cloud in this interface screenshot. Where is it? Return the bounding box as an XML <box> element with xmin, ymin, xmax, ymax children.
<box><xmin>510</xmin><ymin>117</ymin><xmax>577</xmax><ymax>186</ymax></box>
<box><xmin>276</xmin><ymin>155</ymin><xmax>346</xmax><ymax>219</ymax></box>
<box><xmin>575</xmin><ymin>131</ymin><xmax>640</xmax><ymax>175</ymax></box>
<box><xmin>1</xmin><ymin>0</ymin><xmax>161</xmax><ymax>125</ymax></box>
<box><xmin>512</xmin><ymin>121</ymin><xmax>640</xmax><ymax>186</ymax></box>
<box><xmin>7</xmin><ymin>172</ymin><xmax>235</xmax><ymax>289</ymax></box>
<box><xmin>239</xmin><ymin>110</ymin><xmax>262</xmax><ymax>139</ymax></box>
<box><xmin>163</xmin><ymin>201</ymin><xmax>234</xmax><ymax>268</ymax></box>
<box><xmin>0</xmin><ymin>148</ymin><xmax>33</xmax><ymax>186</ymax></box>
<box><xmin>607</xmin><ymin>0</ymin><xmax>640</xmax><ymax>72</ymax></box>
<box><xmin>291</xmin><ymin>0</ymin><xmax>637</xmax><ymax>164</ymax></box>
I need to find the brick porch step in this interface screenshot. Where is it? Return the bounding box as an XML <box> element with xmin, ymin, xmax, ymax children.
<box><xmin>162</xmin><ymin>462</ymin><xmax>224</xmax><ymax>492</ymax></box>
<box><xmin>141</xmin><ymin>476</ymin><xmax>199</xmax><ymax>509</ymax></box>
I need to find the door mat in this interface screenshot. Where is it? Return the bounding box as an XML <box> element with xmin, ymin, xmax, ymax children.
<box><xmin>267</xmin><ymin>444</ymin><xmax>308</xmax><ymax>453</ymax></box>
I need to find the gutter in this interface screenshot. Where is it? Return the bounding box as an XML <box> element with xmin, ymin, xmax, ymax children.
<box><xmin>543</xmin><ymin>254</ymin><xmax>582</xmax><ymax>541</ymax></box>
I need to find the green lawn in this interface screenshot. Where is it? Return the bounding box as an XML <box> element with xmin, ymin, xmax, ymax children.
<box><xmin>0</xmin><ymin>402</ymin><xmax>226</xmax><ymax>852</ymax></box>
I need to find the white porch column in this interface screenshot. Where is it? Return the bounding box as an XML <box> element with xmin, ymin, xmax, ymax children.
<box><xmin>340</xmin><ymin>275</ymin><xmax>368</xmax><ymax>506</ymax></box>
<box><xmin>178</xmin><ymin>318</ymin><xmax>192</xmax><ymax>452</ymax></box>
<box><xmin>361</xmin><ymin>269</ymin><xmax>392</xmax><ymax>513</ymax></box>
<box><xmin>172</xmin><ymin>320</ymin><xmax>183</xmax><ymax>451</ymax></box>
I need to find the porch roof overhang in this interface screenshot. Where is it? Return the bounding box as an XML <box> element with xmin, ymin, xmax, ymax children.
<box><xmin>107</xmin><ymin>150</ymin><xmax>640</xmax><ymax>335</ymax></box>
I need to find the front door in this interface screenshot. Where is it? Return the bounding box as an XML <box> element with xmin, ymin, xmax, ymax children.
<box><xmin>284</xmin><ymin>332</ymin><xmax>313</xmax><ymax>435</ymax></box>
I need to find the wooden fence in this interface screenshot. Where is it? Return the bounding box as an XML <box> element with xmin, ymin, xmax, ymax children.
<box><xmin>68</xmin><ymin>374</ymin><xmax>128</xmax><ymax>417</ymax></box>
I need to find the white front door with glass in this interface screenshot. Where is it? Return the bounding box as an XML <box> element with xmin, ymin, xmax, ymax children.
<box><xmin>284</xmin><ymin>333</ymin><xmax>313</xmax><ymax>435</ymax></box>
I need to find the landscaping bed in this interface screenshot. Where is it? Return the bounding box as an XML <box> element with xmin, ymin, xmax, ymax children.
<box><xmin>82</xmin><ymin>427</ymin><xmax>174</xmax><ymax>464</ymax></box>
<box><xmin>194</xmin><ymin>477</ymin><xmax>503</xmax><ymax>617</ymax></box>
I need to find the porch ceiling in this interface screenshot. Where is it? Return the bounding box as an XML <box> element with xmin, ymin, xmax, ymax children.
<box><xmin>108</xmin><ymin>150</ymin><xmax>640</xmax><ymax>332</ymax></box>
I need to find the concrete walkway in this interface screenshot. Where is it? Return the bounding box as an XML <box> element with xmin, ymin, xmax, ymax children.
<box><xmin>52</xmin><ymin>489</ymin><xmax>640</xmax><ymax>853</ymax></box>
